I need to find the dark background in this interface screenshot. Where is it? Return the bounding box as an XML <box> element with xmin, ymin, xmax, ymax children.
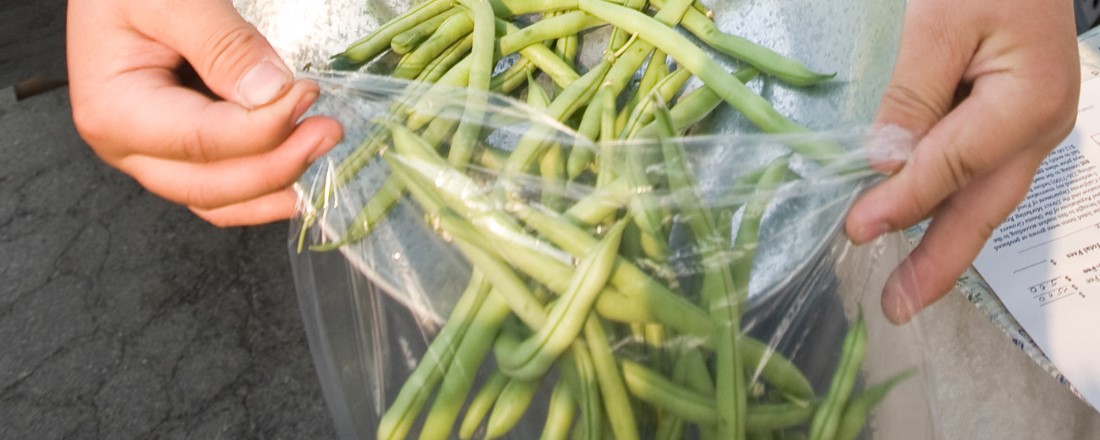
<box><xmin>0</xmin><ymin>0</ymin><xmax>335</xmax><ymax>438</ymax></box>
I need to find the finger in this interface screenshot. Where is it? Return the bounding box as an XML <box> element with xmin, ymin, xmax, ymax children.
<box><xmin>67</xmin><ymin>0</ymin><xmax>325</xmax><ymax>164</ymax></box>
<box><xmin>88</xmin><ymin>76</ymin><xmax>322</xmax><ymax>164</ymax></box>
<box><xmin>847</xmin><ymin>69</ymin><xmax>1072</xmax><ymax>244</ymax></box>
<box><xmin>117</xmin><ymin>116</ymin><xmax>342</xmax><ymax>210</ymax></box>
<box><xmin>132</xmin><ymin>0</ymin><xmax>294</xmax><ymax>109</ymax></box>
<box><xmin>879</xmin><ymin>153</ymin><xmax>1042</xmax><ymax>324</ymax></box>
<box><xmin>191</xmin><ymin>188</ymin><xmax>299</xmax><ymax>227</ymax></box>
<box><xmin>842</xmin><ymin>5</ymin><xmax>976</xmax><ymax>241</ymax></box>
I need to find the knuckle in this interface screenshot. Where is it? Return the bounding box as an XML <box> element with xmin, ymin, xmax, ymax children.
<box><xmin>878</xmin><ymin>84</ymin><xmax>949</xmax><ymax>133</ymax></box>
<box><xmin>938</xmin><ymin>146</ymin><xmax>978</xmax><ymax>192</ymax></box>
<box><xmin>179</xmin><ymin>127</ymin><xmax>214</xmax><ymax>163</ymax></box>
<box><xmin>198</xmin><ymin>23</ymin><xmax>264</xmax><ymax>82</ymax></box>
<box><xmin>898</xmin><ymin>183</ymin><xmax>936</xmax><ymax>227</ymax></box>
<box><xmin>70</xmin><ymin>103</ymin><xmax>111</xmax><ymax>151</ymax></box>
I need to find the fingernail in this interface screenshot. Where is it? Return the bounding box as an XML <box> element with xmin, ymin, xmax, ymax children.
<box><xmin>882</xmin><ymin>275</ymin><xmax>917</xmax><ymax>325</ymax></box>
<box><xmin>855</xmin><ymin>222</ymin><xmax>892</xmax><ymax>243</ymax></box>
<box><xmin>238</xmin><ymin>60</ymin><xmax>291</xmax><ymax>108</ymax></box>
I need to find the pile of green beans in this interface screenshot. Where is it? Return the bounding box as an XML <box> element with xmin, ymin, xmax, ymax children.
<box><xmin>300</xmin><ymin>0</ymin><xmax>912</xmax><ymax>438</ymax></box>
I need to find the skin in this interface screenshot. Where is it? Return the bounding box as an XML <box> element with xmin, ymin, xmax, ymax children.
<box><xmin>67</xmin><ymin>0</ymin><xmax>343</xmax><ymax>227</ymax></box>
<box><xmin>845</xmin><ymin>0</ymin><xmax>1080</xmax><ymax>324</ymax></box>
<box><xmin>71</xmin><ymin>0</ymin><xmax>1079</xmax><ymax>320</ymax></box>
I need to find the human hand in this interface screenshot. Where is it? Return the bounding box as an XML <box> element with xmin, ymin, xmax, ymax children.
<box><xmin>846</xmin><ymin>0</ymin><xmax>1080</xmax><ymax>324</ymax></box>
<box><xmin>67</xmin><ymin>0</ymin><xmax>342</xmax><ymax>226</ymax></box>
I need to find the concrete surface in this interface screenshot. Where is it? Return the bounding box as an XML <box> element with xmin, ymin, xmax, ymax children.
<box><xmin>3</xmin><ymin>1</ymin><xmax>1100</xmax><ymax>439</ymax></box>
<box><xmin>0</xmin><ymin>90</ymin><xmax>335</xmax><ymax>439</ymax></box>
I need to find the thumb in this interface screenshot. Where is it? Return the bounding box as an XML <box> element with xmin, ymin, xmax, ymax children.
<box><xmin>845</xmin><ymin>5</ymin><xmax>979</xmax><ymax>243</ymax></box>
<box><xmin>137</xmin><ymin>0</ymin><xmax>293</xmax><ymax>108</ymax></box>
<box><xmin>873</xmin><ymin>5</ymin><xmax>975</xmax><ymax>147</ymax></box>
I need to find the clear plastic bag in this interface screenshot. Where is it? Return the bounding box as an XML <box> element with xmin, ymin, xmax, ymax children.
<box><xmin>288</xmin><ymin>71</ymin><xmax>939</xmax><ymax>439</ymax></box>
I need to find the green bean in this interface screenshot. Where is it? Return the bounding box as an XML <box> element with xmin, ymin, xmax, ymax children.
<box><xmin>500</xmin><ymin>60</ymin><xmax>610</xmax><ymax>178</ymax></box>
<box><xmin>458</xmin><ymin>371</ymin><xmax>511</xmax><ymax>439</ymax></box>
<box><xmin>303</xmin><ymin>102</ymin><xmax>460</xmax><ymax>251</ymax></box>
<box><xmin>832</xmin><ymin>369</ymin><xmax>915</xmax><ymax>440</ymax></box>
<box><xmin>298</xmin><ymin>127</ymin><xmax>388</xmax><ymax>240</ymax></box>
<box><xmin>438</xmin><ymin>210</ymin><xmax>547</xmax><ymax>329</ymax></box>
<box><xmin>486</xmin><ymin>377</ymin><xmax>543</xmax><ymax>438</ymax></box>
<box><xmin>412</xmin><ymin>33</ymin><xmax>474</xmax><ymax>82</ymax></box>
<box><xmin>605</xmin><ymin>0</ymin><xmax>645</xmax><ymax>51</ymax></box>
<box><xmin>443</xmin><ymin>198</ymin><xmax>651</xmax><ymax>326</ymax></box>
<box><xmin>619</xmin><ymin>50</ymin><xmax>669</xmax><ymax>129</ymax></box>
<box><xmin>742</xmin><ymin>336</ymin><xmax>814</xmax><ymax>401</ymax></box>
<box><xmin>655</xmin><ymin>96</ymin><xmax>747</xmax><ymax>440</ymax></box>
<box><xmin>449</xmin><ymin>0</ymin><xmax>497</xmax><ymax>170</ymax></box>
<box><xmin>678</xmin><ymin>347</ymin><xmax>714</xmax><ymax>395</ymax></box>
<box><xmin>488</xmin><ymin>0</ymin><xmax>579</xmax><ymax>17</ymax></box>
<box><xmin>499</xmin><ymin>10</ymin><xmax>603</xmax><ymax>53</ymax></box>
<box><xmin>337</xmin><ymin>0</ymin><xmax>455</xmax><ymax>65</ymax></box>
<box><xmin>562</xmin><ymin>343</ymin><xmax>603</xmax><ymax>440</ymax></box>
<box><xmin>746</xmin><ymin>401</ymin><xmax>816</xmax><ymax>432</ymax></box>
<box><xmin>375</xmin><ymin>272</ymin><xmax>492</xmax><ymax>440</ymax></box>
<box><xmin>418</xmin><ymin>289</ymin><xmax>514</xmax><ymax>440</ymax></box>
<box><xmin>562</xmin><ymin>0</ymin><xmax>691</xmax><ymax>179</ymax></box>
<box><xmin>494</xmin><ymin>19</ymin><xmax>588</xmax><ymax>88</ymax></box>
<box><xmin>622</xmin><ymin>359</ymin><xmax>816</xmax><ymax>430</ymax></box>
<box><xmin>393</xmin><ymin>12</ymin><xmax>475</xmax><ymax>78</ymax></box>
<box><xmin>580</xmin><ymin>0</ymin><xmax>847</xmax><ymax>164</ymax></box>
<box><xmin>584</xmin><ymin>316</ymin><xmax>640</xmax><ymax>440</ymax></box>
<box><xmin>388</xmin><ymin>124</ymin><xmax>530</xmax><ymax>281</ymax></box>
<box><xmin>494</xmin><ymin>219</ymin><xmax>626</xmax><ymax>380</ymax></box>
<box><xmin>490</xmin><ymin>55</ymin><xmax>537</xmax><ymax>93</ymax></box>
<box><xmin>562</xmin><ymin>177</ymin><xmax>632</xmax><ymax>225</ymax></box>
<box><xmin>648</xmin><ymin>0</ymin><xmax>833</xmax><ymax>86</ymax></box>
<box><xmin>679</xmin><ymin>348</ymin><xmax>722</xmax><ymax>438</ymax></box>
<box><xmin>407</xmin><ymin>28</ymin><xmax>582</xmax><ymax>130</ymax></box>
<box><xmin>563</xmin><ymin>89</ymin><xmax>616</xmax><ymax>180</ymax></box>
<box><xmin>308</xmin><ymin>92</ymin><xmax>474</xmax><ymax>250</ymax></box>
<box><xmin>391</xmin><ymin>7</ymin><xmax>462</xmax><ymax>55</ymax></box>
<box><xmin>809</xmin><ymin>311</ymin><xmax>868</xmax><ymax>440</ymax></box>
<box><xmin>527</xmin><ymin>71</ymin><xmax>553</xmax><ymax>109</ymax></box>
<box><xmin>386</xmin><ymin>123</ymin><xmax>657</xmax><ymax>329</ymax></box>
<box><xmin>511</xmin><ymin>203</ymin><xmax>716</xmax><ymax>339</ymax></box>
<box><xmin>475</xmin><ymin>145</ymin><xmax>509</xmax><ymax>171</ymax></box>
<box><xmin>619</xmin><ymin>67</ymin><xmax>692</xmax><ymax>140</ymax></box>
<box><xmin>539</xmin><ymin>376</ymin><xmax>576</xmax><ymax>440</ymax></box>
<box><xmin>539</xmin><ymin>142</ymin><xmax>568</xmax><ymax>211</ymax></box>
<box><xmin>552</xmin><ymin>13</ymin><xmax>579</xmax><ymax>70</ymax></box>
<box><xmin>529</xmin><ymin>74</ymin><xmax>568</xmax><ymax>211</ymax></box>
<box><xmin>623</xmin><ymin>147</ymin><xmax>670</xmax><ymax>262</ymax></box>
<box><xmin>654</xmin><ymin>404</ymin><xmax>685</xmax><ymax>440</ymax></box>
<box><xmin>309</xmin><ymin>176</ymin><xmax>405</xmax><ymax>251</ymax></box>
<box><xmin>622</xmin><ymin>358</ymin><xmax>716</xmax><ymax>424</ymax></box>
<box><xmin>596</xmin><ymin>88</ymin><xmax>618</xmax><ymax>188</ymax></box>
<box><xmin>631</xmin><ymin>69</ymin><xmax>759</xmax><ymax>140</ymax></box>
<box><xmin>597</xmin><ymin>0</ymin><xmax>693</xmax><ymax>98</ymax></box>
